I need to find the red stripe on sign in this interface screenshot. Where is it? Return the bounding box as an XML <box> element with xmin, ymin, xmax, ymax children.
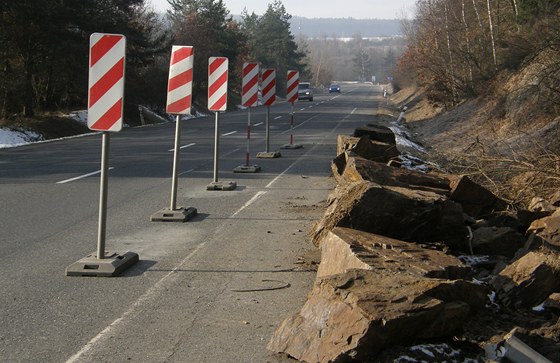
<box><xmin>209</xmin><ymin>57</ymin><xmax>226</xmax><ymax>74</ymax></box>
<box><xmin>246</xmin><ymin>93</ymin><xmax>258</xmax><ymax>106</ymax></box>
<box><xmin>89</xmin><ymin>58</ymin><xmax>124</xmax><ymax>108</ymax></box>
<box><xmin>90</xmin><ymin>35</ymin><xmax>122</xmax><ymax>67</ymax></box>
<box><xmin>288</xmin><ymin>71</ymin><xmax>297</xmax><ymax>81</ymax></box>
<box><xmin>91</xmin><ymin>98</ymin><xmax>123</xmax><ymax>130</ymax></box>
<box><xmin>242</xmin><ymin>75</ymin><xmax>258</xmax><ymax>95</ymax></box>
<box><xmin>210</xmin><ymin>94</ymin><xmax>227</xmax><ymax>111</ymax></box>
<box><xmin>168</xmin><ymin>68</ymin><xmax>193</xmax><ymax>93</ymax></box>
<box><xmin>209</xmin><ymin>71</ymin><xmax>227</xmax><ymax>95</ymax></box>
<box><xmin>170</xmin><ymin>47</ymin><xmax>193</xmax><ymax>65</ymax></box>
<box><xmin>166</xmin><ymin>95</ymin><xmax>192</xmax><ymax>114</ymax></box>
<box><xmin>262</xmin><ymin>79</ymin><xmax>275</xmax><ymax>95</ymax></box>
<box><xmin>243</xmin><ymin>62</ymin><xmax>257</xmax><ymax>77</ymax></box>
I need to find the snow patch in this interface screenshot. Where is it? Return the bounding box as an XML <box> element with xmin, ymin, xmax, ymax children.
<box><xmin>0</xmin><ymin>128</ymin><xmax>44</xmax><ymax>148</ymax></box>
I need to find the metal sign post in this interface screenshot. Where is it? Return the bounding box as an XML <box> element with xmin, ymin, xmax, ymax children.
<box><xmin>257</xmin><ymin>68</ymin><xmax>281</xmax><ymax>159</ymax></box>
<box><xmin>151</xmin><ymin>46</ymin><xmax>197</xmax><ymax>222</ymax></box>
<box><xmin>207</xmin><ymin>57</ymin><xmax>236</xmax><ymax>191</ymax></box>
<box><xmin>235</xmin><ymin>62</ymin><xmax>260</xmax><ymax>173</ymax></box>
<box><xmin>281</xmin><ymin>70</ymin><xmax>302</xmax><ymax>149</ymax></box>
<box><xmin>66</xmin><ymin>33</ymin><xmax>138</xmax><ymax>277</ymax></box>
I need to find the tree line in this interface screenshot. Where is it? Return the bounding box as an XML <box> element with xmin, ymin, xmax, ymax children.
<box><xmin>0</xmin><ymin>0</ymin><xmax>306</xmax><ymax>125</ymax></box>
<box><xmin>396</xmin><ymin>0</ymin><xmax>560</xmax><ymax>107</ymax></box>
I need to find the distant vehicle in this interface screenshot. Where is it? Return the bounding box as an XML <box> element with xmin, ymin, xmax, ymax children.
<box><xmin>329</xmin><ymin>84</ymin><xmax>341</xmax><ymax>93</ymax></box>
<box><xmin>298</xmin><ymin>82</ymin><xmax>314</xmax><ymax>101</ymax></box>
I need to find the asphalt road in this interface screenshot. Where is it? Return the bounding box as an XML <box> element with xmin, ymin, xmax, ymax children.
<box><xmin>0</xmin><ymin>83</ymin><xmax>384</xmax><ymax>362</ymax></box>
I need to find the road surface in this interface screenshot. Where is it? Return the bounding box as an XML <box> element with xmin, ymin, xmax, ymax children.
<box><xmin>0</xmin><ymin>83</ymin><xmax>384</xmax><ymax>362</ymax></box>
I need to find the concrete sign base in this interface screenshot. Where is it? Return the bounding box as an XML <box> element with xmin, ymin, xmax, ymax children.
<box><xmin>206</xmin><ymin>181</ymin><xmax>237</xmax><ymax>191</ymax></box>
<box><xmin>233</xmin><ymin>165</ymin><xmax>261</xmax><ymax>173</ymax></box>
<box><xmin>65</xmin><ymin>251</ymin><xmax>139</xmax><ymax>277</ymax></box>
<box><xmin>256</xmin><ymin>151</ymin><xmax>282</xmax><ymax>159</ymax></box>
<box><xmin>150</xmin><ymin>206</ymin><xmax>197</xmax><ymax>222</ymax></box>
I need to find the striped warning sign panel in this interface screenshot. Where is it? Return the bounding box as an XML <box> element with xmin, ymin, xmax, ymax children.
<box><xmin>208</xmin><ymin>57</ymin><xmax>228</xmax><ymax>112</ymax></box>
<box><xmin>166</xmin><ymin>46</ymin><xmax>194</xmax><ymax>114</ymax></box>
<box><xmin>242</xmin><ymin>62</ymin><xmax>259</xmax><ymax>108</ymax></box>
<box><xmin>88</xmin><ymin>33</ymin><xmax>126</xmax><ymax>132</ymax></box>
<box><xmin>262</xmin><ymin>68</ymin><xmax>276</xmax><ymax>107</ymax></box>
<box><xmin>287</xmin><ymin>70</ymin><xmax>299</xmax><ymax>104</ymax></box>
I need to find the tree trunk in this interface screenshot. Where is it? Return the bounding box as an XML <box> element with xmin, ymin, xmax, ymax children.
<box><xmin>462</xmin><ymin>0</ymin><xmax>474</xmax><ymax>88</ymax></box>
<box><xmin>444</xmin><ymin>0</ymin><xmax>458</xmax><ymax>102</ymax></box>
<box><xmin>487</xmin><ymin>0</ymin><xmax>498</xmax><ymax>71</ymax></box>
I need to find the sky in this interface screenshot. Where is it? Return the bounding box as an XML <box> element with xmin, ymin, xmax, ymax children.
<box><xmin>148</xmin><ymin>0</ymin><xmax>416</xmax><ymax>19</ymax></box>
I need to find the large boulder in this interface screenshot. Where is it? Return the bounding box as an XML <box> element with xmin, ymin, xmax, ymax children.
<box><xmin>317</xmin><ymin>227</ymin><xmax>471</xmax><ymax>280</ymax></box>
<box><xmin>268</xmin><ymin>269</ymin><xmax>488</xmax><ymax>363</ymax></box>
<box><xmin>491</xmin><ymin>251</ymin><xmax>560</xmax><ymax>308</ymax></box>
<box><xmin>353</xmin><ymin>124</ymin><xmax>396</xmax><ymax>144</ymax></box>
<box><xmin>527</xmin><ymin>209</ymin><xmax>560</xmax><ymax>250</ymax></box>
<box><xmin>448</xmin><ymin>175</ymin><xmax>509</xmax><ymax>218</ymax></box>
<box><xmin>336</xmin><ymin>135</ymin><xmax>360</xmax><ymax>156</ymax></box>
<box><xmin>470</xmin><ymin>226</ymin><xmax>526</xmax><ymax>258</ymax></box>
<box><xmin>332</xmin><ymin>155</ymin><xmax>450</xmax><ymax>194</ymax></box>
<box><xmin>310</xmin><ymin>181</ymin><xmax>467</xmax><ymax>251</ymax></box>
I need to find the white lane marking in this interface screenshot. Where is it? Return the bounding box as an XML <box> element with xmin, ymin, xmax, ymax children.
<box><xmin>65</xmin><ymin>189</ymin><xmax>268</xmax><ymax>363</ymax></box>
<box><xmin>222</xmin><ymin>131</ymin><xmax>237</xmax><ymax>137</ymax></box>
<box><xmin>178</xmin><ymin>168</ymin><xmax>195</xmax><ymax>176</ymax></box>
<box><xmin>56</xmin><ymin>168</ymin><xmax>115</xmax><ymax>184</ymax></box>
<box><xmin>300</xmin><ymin>108</ymin><xmax>306</xmax><ymax>111</ymax></box>
<box><xmin>168</xmin><ymin>143</ymin><xmax>196</xmax><ymax>152</ymax></box>
<box><xmin>274</xmin><ymin>116</ymin><xmax>282</xmax><ymax>120</ymax></box>
<box><xmin>253</xmin><ymin>122</ymin><xmax>263</xmax><ymax>126</ymax></box>
<box><xmin>230</xmin><ymin>191</ymin><xmax>267</xmax><ymax>218</ymax></box>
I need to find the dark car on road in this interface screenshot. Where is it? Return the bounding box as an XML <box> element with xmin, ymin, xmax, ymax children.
<box><xmin>298</xmin><ymin>82</ymin><xmax>314</xmax><ymax>101</ymax></box>
<box><xmin>329</xmin><ymin>84</ymin><xmax>341</xmax><ymax>93</ymax></box>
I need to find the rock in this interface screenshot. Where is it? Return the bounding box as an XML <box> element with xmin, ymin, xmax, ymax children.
<box><xmin>528</xmin><ymin>197</ymin><xmax>557</xmax><ymax>213</ymax></box>
<box><xmin>448</xmin><ymin>175</ymin><xmax>509</xmax><ymax>219</ymax></box>
<box><xmin>336</xmin><ymin>135</ymin><xmax>360</xmax><ymax>156</ymax></box>
<box><xmin>527</xmin><ymin>209</ymin><xmax>560</xmax><ymax>250</ymax></box>
<box><xmin>470</xmin><ymin>226</ymin><xmax>526</xmax><ymax>258</ymax></box>
<box><xmin>542</xmin><ymin>293</ymin><xmax>560</xmax><ymax>313</ymax></box>
<box><xmin>317</xmin><ymin>227</ymin><xmax>471</xmax><ymax>280</ymax></box>
<box><xmin>332</xmin><ymin>155</ymin><xmax>450</xmax><ymax>195</ymax></box>
<box><xmin>353</xmin><ymin>124</ymin><xmax>396</xmax><ymax>144</ymax></box>
<box><xmin>491</xmin><ymin>251</ymin><xmax>560</xmax><ymax>308</ymax></box>
<box><xmin>351</xmin><ymin>136</ymin><xmax>400</xmax><ymax>163</ymax></box>
<box><xmin>267</xmin><ymin>269</ymin><xmax>487</xmax><ymax>363</ymax></box>
<box><xmin>310</xmin><ymin>181</ymin><xmax>467</xmax><ymax>251</ymax></box>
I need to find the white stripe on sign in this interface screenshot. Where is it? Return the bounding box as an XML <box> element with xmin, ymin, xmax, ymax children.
<box><xmin>166</xmin><ymin>46</ymin><xmax>194</xmax><ymax>115</ymax></box>
<box><xmin>88</xmin><ymin>33</ymin><xmax>126</xmax><ymax>132</ymax></box>
<box><xmin>208</xmin><ymin>57</ymin><xmax>228</xmax><ymax>112</ymax></box>
<box><xmin>261</xmin><ymin>68</ymin><xmax>276</xmax><ymax>106</ymax></box>
<box><xmin>241</xmin><ymin>62</ymin><xmax>259</xmax><ymax>108</ymax></box>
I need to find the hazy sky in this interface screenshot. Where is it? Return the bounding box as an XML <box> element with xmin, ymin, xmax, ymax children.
<box><xmin>148</xmin><ymin>0</ymin><xmax>416</xmax><ymax>19</ymax></box>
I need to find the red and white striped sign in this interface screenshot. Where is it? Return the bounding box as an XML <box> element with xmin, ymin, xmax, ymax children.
<box><xmin>88</xmin><ymin>33</ymin><xmax>126</xmax><ymax>132</ymax></box>
<box><xmin>166</xmin><ymin>46</ymin><xmax>194</xmax><ymax>114</ymax></box>
<box><xmin>262</xmin><ymin>68</ymin><xmax>276</xmax><ymax>106</ymax></box>
<box><xmin>208</xmin><ymin>57</ymin><xmax>228</xmax><ymax>112</ymax></box>
<box><xmin>241</xmin><ymin>62</ymin><xmax>259</xmax><ymax>108</ymax></box>
<box><xmin>287</xmin><ymin>70</ymin><xmax>299</xmax><ymax>104</ymax></box>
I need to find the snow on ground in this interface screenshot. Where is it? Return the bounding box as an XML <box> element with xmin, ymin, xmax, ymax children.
<box><xmin>0</xmin><ymin>128</ymin><xmax>44</xmax><ymax>148</ymax></box>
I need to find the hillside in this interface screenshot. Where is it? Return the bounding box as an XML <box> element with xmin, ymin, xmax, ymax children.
<box><xmin>393</xmin><ymin>49</ymin><xmax>560</xmax><ymax>208</ymax></box>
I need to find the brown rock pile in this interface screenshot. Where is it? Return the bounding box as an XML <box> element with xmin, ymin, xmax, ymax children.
<box><xmin>269</xmin><ymin>124</ymin><xmax>560</xmax><ymax>362</ymax></box>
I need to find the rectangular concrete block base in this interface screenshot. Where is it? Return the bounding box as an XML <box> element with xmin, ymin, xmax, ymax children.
<box><xmin>233</xmin><ymin>165</ymin><xmax>261</xmax><ymax>173</ymax></box>
<box><xmin>206</xmin><ymin>181</ymin><xmax>237</xmax><ymax>191</ymax></box>
<box><xmin>150</xmin><ymin>206</ymin><xmax>197</xmax><ymax>222</ymax></box>
<box><xmin>256</xmin><ymin>151</ymin><xmax>282</xmax><ymax>159</ymax></box>
<box><xmin>65</xmin><ymin>251</ymin><xmax>139</xmax><ymax>277</ymax></box>
<box><xmin>280</xmin><ymin>144</ymin><xmax>303</xmax><ymax>149</ymax></box>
